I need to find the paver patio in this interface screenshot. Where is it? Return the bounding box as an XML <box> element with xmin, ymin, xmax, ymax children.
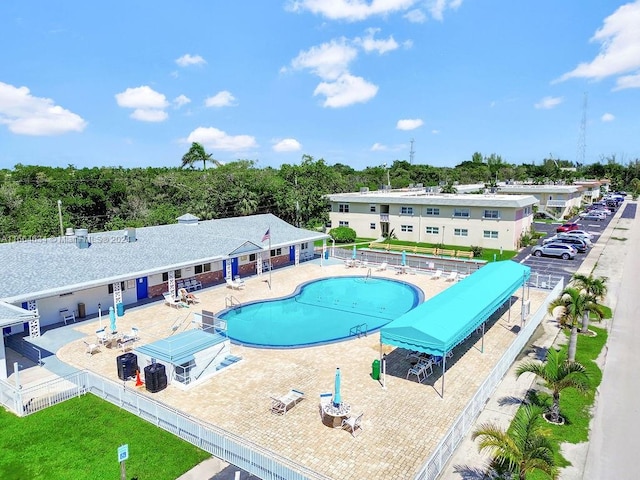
<box><xmin>57</xmin><ymin>262</ymin><xmax>547</xmax><ymax>480</ymax></box>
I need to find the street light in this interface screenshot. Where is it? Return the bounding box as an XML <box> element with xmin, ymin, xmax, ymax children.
<box><xmin>383</xmin><ymin>163</ymin><xmax>390</xmax><ymax>188</ymax></box>
<box><xmin>98</xmin><ymin>303</ymin><xmax>102</xmax><ymax>330</ymax></box>
<box><xmin>57</xmin><ymin>199</ymin><xmax>63</xmax><ymax>237</ymax></box>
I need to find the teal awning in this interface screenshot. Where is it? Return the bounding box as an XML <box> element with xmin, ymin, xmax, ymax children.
<box><xmin>381</xmin><ymin>261</ymin><xmax>530</xmax><ymax>356</ymax></box>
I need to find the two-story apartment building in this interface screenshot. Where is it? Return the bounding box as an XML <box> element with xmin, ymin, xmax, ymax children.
<box><xmin>496</xmin><ymin>184</ymin><xmax>583</xmax><ymax>219</ymax></box>
<box><xmin>326</xmin><ymin>189</ymin><xmax>537</xmax><ymax>251</ymax></box>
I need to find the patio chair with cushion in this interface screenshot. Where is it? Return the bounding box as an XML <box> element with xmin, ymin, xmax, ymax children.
<box><xmin>342</xmin><ymin>412</ymin><xmax>364</xmax><ymax>437</ymax></box>
<box><xmin>270</xmin><ymin>389</ymin><xmax>305</xmax><ymax>415</ymax></box>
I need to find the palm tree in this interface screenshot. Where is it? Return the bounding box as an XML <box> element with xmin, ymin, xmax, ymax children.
<box><xmin>548</xmin><ymin>286</ymin><xmax>605</xmax><ymax>362</ymax></box>
<box><xmin>181</xmin><ymin>142</ymin><xmax>223</xmax><ymax>171</ymax></box>
<box><xmin>570</xmin><ymin>273</ymin><xmax>608</xmax><ymax>333</ymax></box>
<box><xmin>472</xmin><ymin>405</ymin><xmax>558</xmax><ymax>480</ymax></box>
<box><xmin>516</xmin><ymin>348</ymin><xmax>590</xmax><ymax>424</ymax></box>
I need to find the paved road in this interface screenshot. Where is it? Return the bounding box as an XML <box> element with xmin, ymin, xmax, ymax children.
<box><xmin>582</xmin><ymin>204</ymin><xmax>640</xmax><ymax>479</ymax></box>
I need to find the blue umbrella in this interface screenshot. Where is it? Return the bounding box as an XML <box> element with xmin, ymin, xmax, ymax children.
<box><xmin>333</xmin><ymin>367</ymin><xmax>342</xmax><ymax>406</ymax></box>
<box><xmin>109</xmin><ymin>306</ymin><xmax>116</xmax><ymax>333</ymax></box>
<box><xmin>401</xmin><ymin>250</ymin><xmax>407</xmax><ymax>266</ymax></box>
<box><xmin>352</xmin><ymin>245</ymin><xmax>357</xmax><ymax>260</ymax></box>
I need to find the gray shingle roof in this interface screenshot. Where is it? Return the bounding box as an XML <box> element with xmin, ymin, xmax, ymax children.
<box><xmin>0</xmin><ymin>213</ymin><xmax>328</xmax><ymax>304</ymax></box>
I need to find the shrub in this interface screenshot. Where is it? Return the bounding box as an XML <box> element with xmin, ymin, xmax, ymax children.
<box><xmin>329</xmin><ymin>226</ymin><xmax>356</xmax><ymax>243</ymax></box>
<box><xmin>470</xmin><ymin>245</ymin><xmax>484</xmax><ymax>257</ymax></box>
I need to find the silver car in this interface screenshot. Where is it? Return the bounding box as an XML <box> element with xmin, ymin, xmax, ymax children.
<box><xmin>531</xmin><ymin>243</ymin><xmax>577</xmax><ymax>260</ymax></box>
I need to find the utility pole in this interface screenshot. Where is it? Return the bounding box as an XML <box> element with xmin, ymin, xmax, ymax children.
<box><xmin>57</xmin><ymin>200</ymin><xmax>64</xmax><ymax>237</ymax></box>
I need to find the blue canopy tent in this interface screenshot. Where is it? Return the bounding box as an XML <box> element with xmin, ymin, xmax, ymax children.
<box><xmin>380</xmin><ymin>261</ymin><xmax>530</xmax><ymax>396</ymax></box>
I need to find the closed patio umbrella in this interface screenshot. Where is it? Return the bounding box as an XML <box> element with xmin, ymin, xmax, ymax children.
<box><xmin>401</xmin><ymin>250</ymin><xmax>407</xmax><ymax>266</ymax></box>
<box><xmin>333</xmin><ymin>367</ymin><xmax>342</xmax><ymax>407</ymax></box>
<box><xmin>352</xmin><ymin>245</ymin><xmax>357</xmax><ymax>260</ymax></box>
<box><xmin>109</xmin><ymin>306</ymin><xmax>117</xmax><ymax>333</ymax></box>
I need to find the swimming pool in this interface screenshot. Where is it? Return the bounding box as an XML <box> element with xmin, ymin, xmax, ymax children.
<box><xmin>218</xmin><ymin>276</ymin><xmax>423</xmax><ymax>348</ymax></box>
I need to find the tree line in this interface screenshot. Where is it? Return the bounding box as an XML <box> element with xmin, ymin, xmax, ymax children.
<box><xmin>1</xmin><ymin>145</ymin><xmax>639</xmax><ymax>240</ymax></box>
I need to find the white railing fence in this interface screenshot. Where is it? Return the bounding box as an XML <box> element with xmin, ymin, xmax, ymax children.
<box><xmin>413</xmin><ymin>279</ymin><xmax>565</xmax><ymax>480</ymax></box>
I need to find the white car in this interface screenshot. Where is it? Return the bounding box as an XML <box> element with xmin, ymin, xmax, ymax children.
<box><xmin>563</xmin><ymin>230</ymin><xmax>594</xmax><ymax>245</ymax></box>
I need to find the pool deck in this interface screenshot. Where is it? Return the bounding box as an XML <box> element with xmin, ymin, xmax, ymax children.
<box><xmin>53</xmin><ymin>261</ymin><xmax>547</xmax><ymax>480</ymax></box>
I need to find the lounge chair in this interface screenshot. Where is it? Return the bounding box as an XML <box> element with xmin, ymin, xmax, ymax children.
<box><xmin>319</xmin><ymin>392</ymin><xmax>333</xmax><ymax>420</ymax></box>
<box><xmin>431</xmin><ymin>269</ymin><xmax>442</xmax><ymax>280</ymax></box>
<box><xmin>446</xmin><ymin>271</ymin><xmax>458</xmax><ymax>282</ymax></box>
<box><xmin>163</xmin><ymin>292</ymin><xmax>185</xmax><ymax>309</ymax></box>
<box><xmin>341</xmin><ymin>412</ymin><xmax>364</xmax><ymax>437</ymax></box>
<box><xmin>375</xmin><ymin>262</ymin><xmax>387</xmax><ymax>271</ymax></box>
<box><xmin>270</xmin><ymin>389</ymin><xmax>305</xmax><ymax>415</ymax></box>
<box><xmin>84</xmin><ymin>341</ymin><xmax>100</xmax><ymax>356</ymax></box>
<box><xmin>178</xmin><ymin>288</ymin><xmax>200</xmax><ymax>304</ymax></box>
<box><xmin>225</xmin><ymin>278</ymin><xmax>245</xmax><ymax>290</ymax></box>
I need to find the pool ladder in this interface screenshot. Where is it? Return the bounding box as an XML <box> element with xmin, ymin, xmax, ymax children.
<box><xmin>349</xmin><ymin>323</ymin><xmax>368</xmax><ymax>338</ymax></box>
<box><xmin>225</xmin><ymin>295</ymin><xmax>241</xmax><ymax>308</ymax></box>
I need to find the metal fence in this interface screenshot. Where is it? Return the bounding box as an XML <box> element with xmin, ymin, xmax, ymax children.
<box><xmin>413</xmin><ymin>278</ymin><xmax>565</xmax><ymax>480</ymax></box>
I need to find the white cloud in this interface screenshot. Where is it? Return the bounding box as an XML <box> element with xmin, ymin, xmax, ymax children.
<box><xmin>534</xmin><ymin>96</ymin><xmax>563</xmax><ymax>109</ymax></box>
<box><xmin>404</xmin><ymin>9</ymin><xmax>427</xmax><ymax>23</ymax></box>
<box><xmin>287</xmin><ymin>0</ymin><xmax>417</xmax><ymax>22</ymax></box>
<box><xmin>371</xmin><ymin>142</ymin><xmax>388</xmax><ymax>151</ymax></box>
<box><xmin>314</xmin><ymin>73</ymin><xmax>379</xmax><ymax>107</ymax></box>
<box><xmin>601</xmin><ymin>112</ymin><xmax>615</xmax><ymax>122</ymax></box>
<box><xmin>291</xmin><ymin>39</ymin><xmax>358</xmax><ymax>80</ymax></box>
<box><xmin>431</xmin><ymin>129</ymin><xmax>440</xmax><ymax>134</ymax></box>
<box><xmin>428</xmin><ymin>0</ymin><xmax>464</xmax><ymax>21</ymax></box>
<box><xmin>115</xmin><ymin>86</ymin><xmax>169</xmax><ymax>122</ymax></box>
<box><xmin>205</xmin><ymin>91</ymin><xmax>237</xmax><ymax>107</ymax></box>
<box><xmin>0</xmin><ymin>82</ymin><xmax>86</xmax><ymax>135</ymax></box>
<box><xmin>186</xmin><ymin>126</ymin><xmax>257</xmax><ymax>151</ymax></box>
<box><xmin>130</xmin><ymin>109</ymin><xmax>168</xmax><ymax>122</ymax></box>
<box><xmin>614</xmin><ymin>73</ymin><xmax>640</xmax><ymax>90</ymax></box>
<box><xmin>173</xmin><ymin>95</ymin><xmax>191</xmax><ymax>108</ymax></box>
<box><xmin>273</xmin><ymin>138</ymin><xmax>302</xmax><ymax>152</ymax></box>
<box><xmin>396</xmin><ymin>118</ymin><xmax>424</xmax><ymax>130</ymax></box>
<box><xmin>356</xmin><ymin>28</ymin><xmax>399</xmax><ymax>54</ymax></box>
<box><xmin>176</xmin><ymin>54</ymin><xmax>206</xmax><ymax>67</ymax></box>
<box><xmin>558</xmin><ymin>1</ymin><xmax>640</xmax><ymax>84</ymax></box>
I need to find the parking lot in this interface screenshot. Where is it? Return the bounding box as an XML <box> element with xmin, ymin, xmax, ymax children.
<box><xmin>514</xmin><ymin>210</ymin><xmax>616</xmax><ymax>286</ymax></box>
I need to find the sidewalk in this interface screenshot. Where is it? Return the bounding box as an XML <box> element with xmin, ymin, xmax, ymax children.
<box><xmin>438</xmin><ymin>202</ymin><xmax>632</xmax><ymax>480</ymax></box>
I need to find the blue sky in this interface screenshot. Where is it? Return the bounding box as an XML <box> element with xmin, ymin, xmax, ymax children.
<box><xmin>1</xmin><ymin>1</ymin><xmax>639</xmax><ymax>170</ymax></box>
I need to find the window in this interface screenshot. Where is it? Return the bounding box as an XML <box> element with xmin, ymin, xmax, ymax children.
<box><xmin>338</xmin><ymin>203</ymin><xmax>350</xmax><ymax>213</ymax></box>
<box><xmin>108</xmin><ymin>281</ymin><xmax>126</xmax><ymax>294</ymax></box>
<box><xmin>270</xmin><ymin>248</ymin><xmax>282</xmax><ymax>257</ymax></box>
<box><xmin>301</xmin><ymin>242</ymin><xmax>309</xmax><ymax>249</ymax></box>
<box><xmin>401</xmin><ymin>225</ymin><xmax>414</xmax><ymax>232</ymax></box>
<box><xmin>483</xmin><ymin>209</ymin><xmax>500</xmax><ymax>219</ymax></box>
<box><xmin>369</xmin><ymin>205</ymin><xmax>376</xmax><ymax>212</ymax></box>
<box><xmin>339</xmin><ymin>220</ymin><xmax>349</xmax><ymax>227</ymax></box>
<box><xmin>194</xmin><ymin>263</ymin><xmax>211</xmax><ymax>274</ymax></box>
<box><xmin>249</xmin><ymin>253</ymin><xmax>256</xmax><ymax>261</ymax></box>
<box><xmin>162</xmin><ymin>270</ymin><xmax>182</xmax><ymax>282</ymax></box>
<box><xmin>370</xmin><ymin>223</ymin><xmax>376</xmax><ymax>230</ymax></box>
<box><xmin>400</xmin><ymin>206</ymin><xmax>414</xmax><ymax>215</ymax></box>
<box><xmin>453</xmin><ymin>208</ymin><xmax>470</xmax><ymax>218</ymax></box>
<box><xmin>454</xmin><ymin>228</ymin><xmax>468</xmax><ymax>237</ymax></box>
<box><xmin>424</xmin><ymin>207</ymin><xmax>440</xmax><ymax>216</ymax></box>
<box><xmin>425</xmin><ymin>226</ymin><xmax>439</xmax><ymax>234</ymax></box>
<box><xmin>484</xmin><ymin>230</ymin><xmax>499</xmax><ymax>239</ymax></box>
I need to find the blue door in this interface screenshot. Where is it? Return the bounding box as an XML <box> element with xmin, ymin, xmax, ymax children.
<box><xmin>222</xmin><ymin>260</ymin><xmax>227</xmax><ymax>278</ymax></box>
<box><xmin>231</xmin><ymin>257</ymin><xmax>239</xmax><ymax>277</ymax></box>
<box><xmin>289</xmin><ymin>245</ymin><xmax>295</xmax><ymax>262</ymax></box>
<box><xmin>136</xmin><ymin>277</ymin><xmax>148</xmax><ymax>300</ymax></box>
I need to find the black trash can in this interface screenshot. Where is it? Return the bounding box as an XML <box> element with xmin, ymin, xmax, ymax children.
<box><xmin>144</xmin><ymin>363</ymin><xmax>168</xmax><ymax>393</ymax></box>
<box><xmin>116</xmin><ymin>353</ymin><xmax>138</xmax><ymax>381</ymax></box>
<box><xmin>77</xmin><ymin>303</ymin><xmax>86</xmax><ymax>318</ymax></box>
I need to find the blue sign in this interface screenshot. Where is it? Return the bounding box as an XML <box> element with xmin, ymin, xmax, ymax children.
<box><xmin>117</xmin><ymin>444</ymin><xmax>129</xmax><ymax>463</ymax></box>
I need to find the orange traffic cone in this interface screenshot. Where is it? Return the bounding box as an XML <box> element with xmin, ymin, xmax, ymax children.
<box><xmin>135</xmin><ymin>370</ymin><xmax>144</xmax><ymax>387</ymax></box>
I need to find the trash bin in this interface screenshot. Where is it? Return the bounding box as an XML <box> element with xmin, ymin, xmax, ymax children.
<box><xmin>116</xmin><ymin>302</ymin><xmax>125</xmax><ymax>317</ymax></box>
<box><xmin>77</xmin><ymin>302</ymin><xmax>86</xmax><ymax>318</ymax></box>
<box><xmin>371</xmin><ymin>359</ymin><xmax>380</xmax><ymax>380</ymax></box>
<box><xmin>324</xmin><ymin>250</ymin><xmax>329</xmax><ymax>260</ymax></box>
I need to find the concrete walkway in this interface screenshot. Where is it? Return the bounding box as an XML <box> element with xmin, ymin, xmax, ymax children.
<box><xmin>439</xmin><ymin>201</ymin><xmax>636</xmax><ymax>479</ymax></box>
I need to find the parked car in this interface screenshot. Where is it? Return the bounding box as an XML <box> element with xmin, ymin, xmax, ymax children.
<box><xmin>563</xmin><ymin>230</ymin><xmax>594</xmax><ymax>245</ymax></box>
<box><xmin>556</xmin><ymin>222</ymin><xmax>580</xmax><ymax>233</ymax></box>
<box><xmin>579</xmin><ymin>212</ymin><xmax>606</xmax><ymax>221</ymax></box>
<box><xmin>546</xmin><ymin>236</ymin><xmax>588</xmax><ymax>253</ymax></box>
<box><xmin>531</xmin><ymin>243</ymin><xmax>577</xmax><ymax>260</ymax></box>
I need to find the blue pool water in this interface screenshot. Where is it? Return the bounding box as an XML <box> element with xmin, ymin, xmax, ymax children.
<box><xmin>218</xmin><ymin>276</ymin><xmax>423</xmax><ymax>348</ymax></box>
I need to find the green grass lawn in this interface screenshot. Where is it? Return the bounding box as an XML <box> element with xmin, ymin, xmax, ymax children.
<box><xmin>521</xmin><ymin>326</ymin><xmax>608</xmax><ymax>479</ymax></box>
<box><xmin>0</xmin><ymin>394</ymin><xmax>210</xmax><ymax>480</ymax></box>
